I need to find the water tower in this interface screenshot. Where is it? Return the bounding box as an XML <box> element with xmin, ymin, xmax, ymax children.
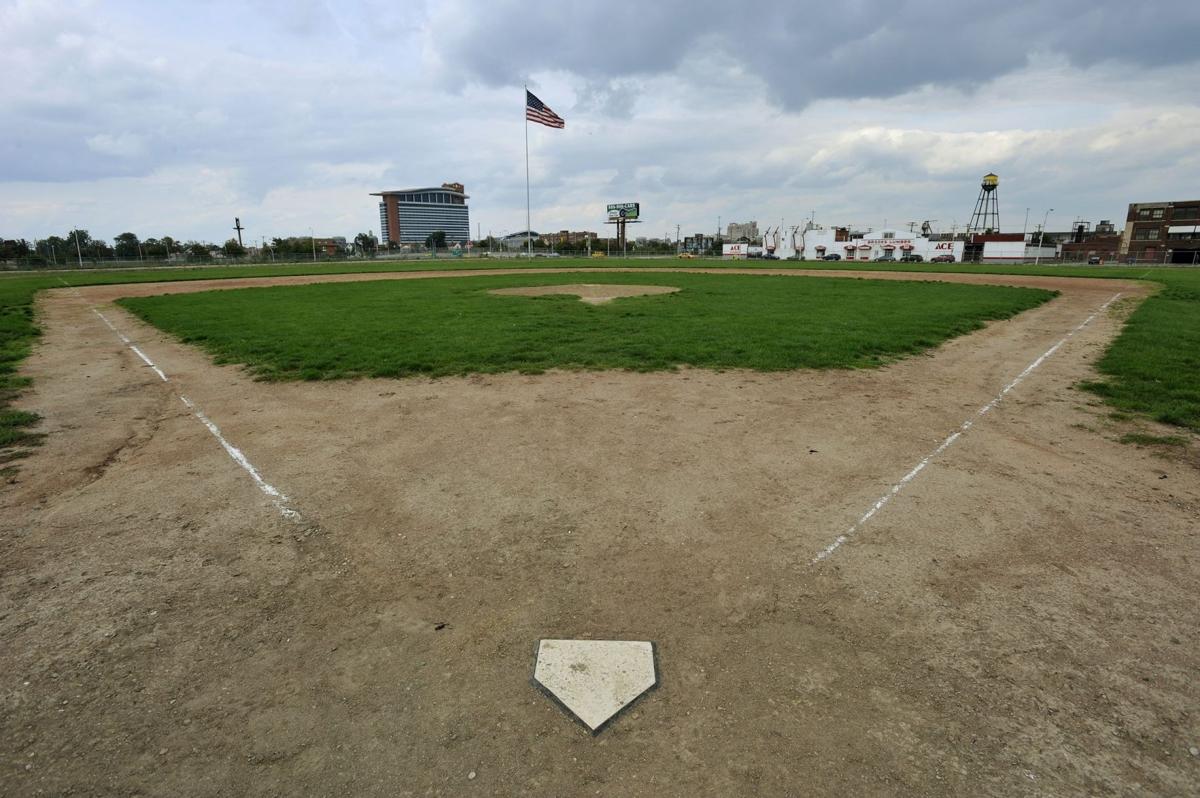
<box><xmin>967</xmin><ymin>173</ymin><xmax>1000</xmax><ymax>234</ymax></box>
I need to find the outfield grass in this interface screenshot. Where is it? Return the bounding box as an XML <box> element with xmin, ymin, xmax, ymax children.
<box><xmin>114</xmin><ymin>272</ymin><xmax>1052</xmax><ymax>380</ymax></box>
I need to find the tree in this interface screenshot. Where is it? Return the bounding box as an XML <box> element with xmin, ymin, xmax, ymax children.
<box><xmin>91</xmin><ymin>239</ymin><xmax>114</xmax><ymax>260</ymax></box>
<box><xmin>354</xmin><ymin>232</ymin><xmax>378</xmax><ymax>254</ymax></box>
<box><xmin>40</xmin><ymin>235</ymin><xmax>66</xmax><ymax>265</ymax></box>
<box><xmin>114</xmin><ymin>232</ymin><xmax>141</xmax><ymax>259</ymax></box>
<box><xmin>185</xmin><ymin>241</ymin><xmax>212</xmax><ymax>262</ymax></box>
<box><xmin>141</xmin><ymin>238</ymin><xmax>165</xmax><ymax>258</ymax></box>
<box><xmin>0</xmin><ymin>238</ymin><xmax>31</xmax><ymax>260</ymax></box>
<box><xmin>425</xmin><ymin>230</ymin><xmax>447</xmax><ymax>250</ymax></box>
<box><xmin>66</xmin><ymin>228</ymin><xmax>92</xmax><ymax>259</ymax></box>
<box><xmin>222</xmin><ymin>238</ymin><xmax>247</xmax><ymax>258</ymax></box>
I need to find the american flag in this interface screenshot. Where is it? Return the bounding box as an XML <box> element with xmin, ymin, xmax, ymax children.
<box><xmin>526</xmin><ymin>90</ymin><xmax>565</xmax><ymax>129</ymax></box>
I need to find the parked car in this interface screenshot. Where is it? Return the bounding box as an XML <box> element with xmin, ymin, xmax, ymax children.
<box><xmin>677</xmin><ymin>252</ymin><xmax>695</xmax><ymax>259</ymax></box>
<box><xmin>873</xmin><ymin>254</ymin><xmax>896</xmax><ymax>262</ymax></box>
<box><xmin>899</xmin><ymin>254</ymin><xmax>924</xmax><ymax>263</ymax></box>
<box><xmin>1088</xmin><ymin>255</ymin><xmax>1102</xmax><ymax>264</ymax></box>
<box><xmin>821</xmin><ymin>253</ymin><xmax>841</xmax><ymax>261</ymax></box>
<box><xmin>930</xmin><ymin>254</ymin><xmax>956</xmax><ymax>263</ymax></box>
<box><xmin>590</xmin><ymin>251</ymin><xmax>607</xmax><ymax>258</ymax></box>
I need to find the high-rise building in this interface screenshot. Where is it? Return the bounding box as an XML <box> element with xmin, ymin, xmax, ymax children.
<box><xmin>726</xmin><ymin>221</ymin><xmax>759</xmax><ymax>242</ymax></box>
<box><xmin>372</xmin><ymin>183</ymin><xmax>470</xmax><ymax>246</ymax></box>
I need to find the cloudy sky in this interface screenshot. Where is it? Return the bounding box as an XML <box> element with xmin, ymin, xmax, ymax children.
<box><xmin>3</xmin><ymin>0</ymin><xmax>1199</xmax><ymax>245</ymax></box>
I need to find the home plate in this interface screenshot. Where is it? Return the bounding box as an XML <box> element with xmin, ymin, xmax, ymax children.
<box><xmin>533</xmin><ymin>639</ymin><xmax>658</xmax><ymax>733</ymax></box>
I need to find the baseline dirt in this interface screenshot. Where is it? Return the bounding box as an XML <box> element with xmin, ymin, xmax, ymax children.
<box><xmin>3</xmin><ymin>269</ymin><xmax>1198</xmax><ymax>797</ymax></box>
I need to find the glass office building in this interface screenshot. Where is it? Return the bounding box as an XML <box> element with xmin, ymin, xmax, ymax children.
<box><xmin>372</xmin><ymin>184</ymin><xmax>470</xmax><ymax>246</ymax></box>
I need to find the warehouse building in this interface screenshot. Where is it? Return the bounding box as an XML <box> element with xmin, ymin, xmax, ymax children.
<box><xmin>372</xmin><ymin>183</ymin><xmax>470</xmax><ymax>246</ymax></box>
<box><xmin>1121</xmin><ymin>200</ymin><xmax>1200</xmax><ymax>264</ymax></box>
<box><xmin>801</xmin><ymin>227</ymin><xmax>964</xmax><ymax>262</ymax></box>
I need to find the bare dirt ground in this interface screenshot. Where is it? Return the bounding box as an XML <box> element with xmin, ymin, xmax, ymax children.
<box><xmin>2</xmin><ymin>269</ymin><xmax>1198</xmax><ymax>797</ymax></box>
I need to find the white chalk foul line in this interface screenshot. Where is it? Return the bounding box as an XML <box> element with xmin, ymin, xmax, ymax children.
<box><xmin>90</xmin><ymin>307</ymin><xmax>302</xmax><ymax>522</ymax></box>
<box><xmin>812</xmin><ymin>292</ymin><xmax>1123</xmax><ymax>564</ymax></box>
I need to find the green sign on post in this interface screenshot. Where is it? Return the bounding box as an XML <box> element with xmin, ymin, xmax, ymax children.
<box><xmin>607</xmin><ymin>202</ymin><xmax>640</xmax><ymax>221</ymax></box>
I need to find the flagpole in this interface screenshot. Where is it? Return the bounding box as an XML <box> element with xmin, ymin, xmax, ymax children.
<box><xmin>524</xmin><ymin>85</ymin><xmax>532</xmax><ymax>260</ymax></box>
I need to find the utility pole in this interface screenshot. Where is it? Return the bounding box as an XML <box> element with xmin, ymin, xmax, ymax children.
<box><xmin>1035</xmin><ymin>208</ymin><xmax>1053</xmax><ymax>266</ymax></box>
<box><xmin>233</xmin><ymin>217</ymin><xmax>245</xmax><ymax>248</ymax></box>
<box><xmin>73</xmin><ymin>229</ymin><xmax>83</xmax><ymax>268</ymax></box>
<box><xmin>310</xmin><ymin>227</ymin><xmax>317</xmax><ymax>262</ymax></box>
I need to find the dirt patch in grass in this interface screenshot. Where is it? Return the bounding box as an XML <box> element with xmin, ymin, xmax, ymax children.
<box><xmin>488</xmin><ymin>282</ymin><xmax>682</xmax><ymax>304</ymax></box>
<box><xmin>1119</xmin><ymin>432</ymin><xmax>1190</xmax><ymax>447</ymax></box>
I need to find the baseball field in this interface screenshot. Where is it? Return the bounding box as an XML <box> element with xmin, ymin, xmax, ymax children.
<box><xmin>2</xmin><ymin>260</ymin><xmax>1197</xmax><ymax>795</ymax></box>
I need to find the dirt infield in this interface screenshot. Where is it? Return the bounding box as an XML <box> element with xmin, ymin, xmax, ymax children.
<box><xmin>3</xmin><ymin>269</ymin><xmax>1198</xmax><ymax>796</ymax></box>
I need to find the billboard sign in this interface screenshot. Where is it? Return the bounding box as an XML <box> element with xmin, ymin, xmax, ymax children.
<box><xmin>607</xmin><ymin>202</ymin><xmax>640</xmax><ymax>221</ymax></box>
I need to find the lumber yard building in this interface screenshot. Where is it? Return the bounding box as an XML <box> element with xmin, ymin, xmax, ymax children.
<box><xmin>800</xmin><ymin>227</ymin><xmax>964</xmax><ymax>262</ymax></box>
<box><xmin>1120</xmin><ymin>200</ymin><xmax>1200</xmax><ymax>264</ymax></box>
<box><xmin>373</xmin><ymin>183</ymin><xmax>470</xmax><ymax>246</ymax></box>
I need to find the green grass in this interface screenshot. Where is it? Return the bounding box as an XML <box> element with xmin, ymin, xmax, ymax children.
<box><xmin>1118</xmin><ymin>432</ymin><xmax>1189</xmax><ymax>447</ymax></box>
<box><xmin>114</xmin><ymin>272</ymin><xmax>1052</xmax><ymax>380</ymax></box>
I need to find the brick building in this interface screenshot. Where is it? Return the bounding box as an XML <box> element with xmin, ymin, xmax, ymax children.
<box><xmin>547</xmin><ymin>230</ymin><xmax>598</xmax><ymax>245</ymax></box>
<box><xmin>1121</xmin><ymin>200</ymin><xmax>1200</xmax><ymax>264</ymax></box>
<box><xmin>1058</xmin><ymin>220</ymin><xmax>1122</xmax><ymax>263</ymax></box>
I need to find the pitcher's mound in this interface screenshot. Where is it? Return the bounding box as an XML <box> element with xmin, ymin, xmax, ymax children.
<box><xmin>488</xmin><ymin>283</ymin><xmax>681</xmax><ymax>305</ymax></box>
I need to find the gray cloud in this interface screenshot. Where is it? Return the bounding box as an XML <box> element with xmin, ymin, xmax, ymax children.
<box><xmin>429</xmin><ymin>0</ymin><xmax>1200</xmax><ymax>109</ymax></box>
